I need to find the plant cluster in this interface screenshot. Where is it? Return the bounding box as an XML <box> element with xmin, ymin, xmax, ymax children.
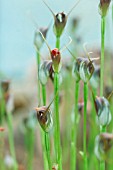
<box><xmin>0</xmin><ymin>0</ymin><xmax>113</xmax><ymax>170</ymax></box>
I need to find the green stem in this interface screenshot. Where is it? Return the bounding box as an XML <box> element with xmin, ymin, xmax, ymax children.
<box><xmin>100</xmin><ymin>17</ymin><xmax>105</xmax><ymax>97</ymax></box>
<box><xmin>41</xmin><ymin>130</ymin><xmax>48</xmax><ymax>170</ymax></box>
<box><xmin>70</xmin><ymin>81</ymin><xmax>79</xmax><ymax>170</ymax></box>
<box><xmin>83</xmin><ymin>83</ymin><xmax>88</xmax><ymax>170</ymax></box>
<box><xmin>37</xmin><ymin>51</ymin><xmax>41</xmax><ymax>105</ymax></box>
<box><xmin>42</xmin><ymin>85</ymin><xmax>51</xmax><ymax>170</ymax></box>
<box><xmin>45</xmin><ymin>133</ymin><xmax>51</xmax><ymax>170</ymax></box>
<box><xmin>26</xmin><ymin>130</ymin><xmax>35</xmax><ymax>170</ymax></box>
<box><xmin>54</xmin><ymin>72</ymin><xmax>62</xmax><ymax>170</ymax></box>
<box><xmin>56</xmin><ymin>37</ymin><xmax>60</xmax><ymax>49</ymax></box>
<box><xmin>7</xmin><ymin>112</ymin><xmax>17</xmax><ymax>170</ymax></box>
<box><xmin>100</xmin><ymin>16</ymin><xmax>106</xmax><ymax>170</ymax></box>
<box><xmin>42</xmin><ymin>85</ymin><xmax>46</xmax><ymax>106</ymax></box>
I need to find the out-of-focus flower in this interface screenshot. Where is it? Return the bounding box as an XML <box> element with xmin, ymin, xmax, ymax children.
<box><xmin>1</xmin><ymin>80</ymin><xmax>10</xmax><ymax>93</ymax></box>
<box><xmin>94</xmin><ymin>96</ymin><xmax>111</xmax><ymax>127</ymax></box>
<box><xmin>20</xmin><ymin>112</ymin><xmax>37</xmax><ymax>134</ymax></box>
<box><xmin>39</xmin><ymin>60</ymin><xmax>53</xmax><ymax>85</ymax></box>
<box><xmin>95</xmin><ymin>133</ymin><xmax>113</xmax><ymax>160</ymax></box>
<box><xmin>90</xmin><ymin>65</ymin><xmax>100</xmax><ymax>89</ymax></box>
<box><xmin>0</xmin><ymin>80</ymin><xmax>10</xmax><ymax>102</ymax></box>
<box><xmin>104</xmin><ymin>86</ymin><xmax>113</xmax><ymax>99</ymax></box>
<box><xmin>4</xmin><ymin>154</ymin><xmax>15</xmax><ymax>169</ymax></box>
<box><xmin>34</xmin><ymin>27</ymin><xmax>49</xmax><ymax>50</ymax></box>
<box><xmin>72</xmin><ymin>57</ymin><xmax>83</xmax><ymax>82</ymax></box>
<box><xmin>79</xmin><ymin>58</ymin><xmax>94</xmax><ymax>83</ymax></box>
<box><xmin>71</xmin><ymin>17</ymin><xmax>79</xmax><ymax>33</ymax></box>
<box><xmin>0</xmin><ymin>127</ymin><xmax>5</xmax><ymax>132</ymax></box>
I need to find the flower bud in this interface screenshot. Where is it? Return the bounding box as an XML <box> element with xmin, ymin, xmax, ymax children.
<box><xmin>95</xmin><ymin>133</ymin><xmax>113</xmax><ymax>160</ymax></box>
<box><xmin>94</xmin><ymin>96</ymin><xmax>111</xmax><ymax>127</ymax></box>
<box><xmin>53</xmin><ymin>12</ymin><xmax>67</xmax><ymax>38</ymax></box>
<box><xmin>43</xmin><ymin>0</ymin><xmax>80</xmax><ymax>37</ymax></box>
<box><xmin>34</xmin><ymin>27</ymin><xmax>49</xmax><ymax>50</ymax></box>
<box><xmin>0</xmin><ymin>80</ymin><xmax>10</xmax><ymax>103</ymax></box>
<box><xmin>35</xmin><ymin>106</ymin><xmax>53</xmax><ymax>133</ymax></box>
<box><xmin>99</xmin><ymin>0</ymin><xmax>111</xmax><ymax>17</ymax></box>
<box><xmin>51</xmin><ymin>48</ymin><xmax>61</xmax><ymax>73</ymax></box>
<box><xmin>72</xmin><ymin>57</ymin><xmax>83</xmax><ymax>82</ymax></box>
<box><xmin>79</xmin><ymin>59</ymin><xmax>94</xmax><ymax>83</ymax></box>
<box><xmin>39</xmin><ymin>60</ymin><xmax>53</xmax><ymax>85</ymax></box>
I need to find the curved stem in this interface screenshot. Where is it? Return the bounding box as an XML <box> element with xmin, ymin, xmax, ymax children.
<box><xmin>83</xmin><ymin>83</ymin><xmax>88</xmax><ymax>170</ymax></box>
<box><xmin>70</xmin><ymin>81</ymin><xmax>79</xmax><ymax>170</ymax></box>
<box><xmin>54</xmin><ymin>72</ymin><xmax>62</xmax><ymax>170</ymax></box>
<box><xmin>100</xmin><ymin>17</ymin><xmax>105</xmax><ymax>97</ymax></box>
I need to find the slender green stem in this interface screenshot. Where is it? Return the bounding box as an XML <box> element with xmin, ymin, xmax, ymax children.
<box><xmin>42</xmin><ymin>85</ymin><xmax>46</xmax><ymax>106</ymax></box>
<box><xmin>37</xmin><ymin>51</ymin><xmax>41</xmax><ymax>105</ymax></box>
<box><xmin>42</xmin><ymin>84</ymin><xmax>51</xmax><ymax>170</ymax></box>
<box><xmin>54</xmin><ymin>72</ymin><xmax>62</xmax><ymax>170</ymax></box>
<box><xmin>7</xmin><ymin>112</ymin><xmax>17</xmax><ymax>170</ymax></box>
<box><xmin>100</xmin><ymin>17</ymin><xmax>105</xmax><ymax>97</ymax></box>
<box><xmin>26</xmin><ymin>130</ymin><xmax>35</xmax><ymax>170</ymax></box>
<box><xmin>100</xmin><ymin>16</ymin><xmax>106</xmax><ymax>170</ymax></box>
<box><xmin>45</xmin><ymin>133</ymin><xmax>51</xmax><ymax>170</ymax></box>
<box><xmin>83</xmin><ymin>83</ymin><xmax>88</xmax><ymax>170</ymax></box>
<box><xmin>56</xmin><ymin>37</ymin><xmax>60</xmax><ymax>49</ymax></box>
<box><xmin>41</xmin><ymin>130</ymin><xmax>48</xmax><ymax>170</ymax></box>
<box><xmin>70</xmin><ymin>81</ymin><xmax>79</xmax><ymax>170</ymax></box>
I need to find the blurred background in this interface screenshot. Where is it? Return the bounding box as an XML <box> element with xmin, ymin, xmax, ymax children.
<box><xmin>1</xmin><ymin>0</ymin><xmax>112</xmax><ymax>79</ymax></box>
